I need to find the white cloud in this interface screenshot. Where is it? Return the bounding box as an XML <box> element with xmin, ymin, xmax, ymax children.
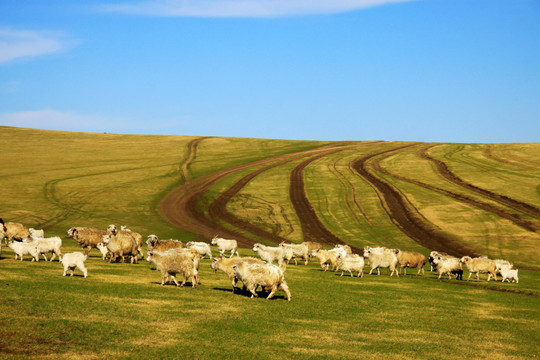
<box><xmin>102</xmin><ymin>0</ymin><xmax>414</xmax><ymax>17</ymax></box>
<box><xmin>0</xmin><ymin>28</ymin><xmax>73</xmax><ymax>64</ymax></box>
<box><xmin>0</xmin><ymin>110</ymin><xmax>126</xmax><ymax>133</ymax></box>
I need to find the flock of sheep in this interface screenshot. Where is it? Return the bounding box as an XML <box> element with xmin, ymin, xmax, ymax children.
<box><xmin>0</xmin><ymin>218</ymin><xmax>519</xmax><ymax>302</ymax></box>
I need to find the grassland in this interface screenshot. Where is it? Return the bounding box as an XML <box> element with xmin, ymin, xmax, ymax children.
<box><xmin>0</xmin><ymin>126</ymin><xmax>539</xmax><ymax>359</ymax></box>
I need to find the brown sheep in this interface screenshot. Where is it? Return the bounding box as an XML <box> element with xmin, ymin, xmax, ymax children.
<box><xmin>0</xmin><ymin>218</ymin><xmax>31</xmax><ymax>243</ymax></box>
<box><xmin>395</xmin><ymin>249</ymin><xmax>427</xmax><ymax>276</ymax></box>
<box><xmin>147</xmin><ymin>250</ymin><xmax>199</xmax><ymax>288</ymax></box>
<box><xmin>66</xmin><ymin>227</ymin><xmax>107</xmax><ymax>255</ymax></box>
<box><xmin>460</xmin><ymin>256</ymin><xmax>498</xmax><ymax>282</ymax></box>
<box><xmin>146</xmin><ymin>234</ymin><xmax>185</xmax><ymax>254</ymax></box>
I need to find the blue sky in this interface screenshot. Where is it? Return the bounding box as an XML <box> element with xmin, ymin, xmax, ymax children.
<box><xmin>1</xmin><ymin>0</ymin><xmax>539</xmax><ymax>142</ymax></box>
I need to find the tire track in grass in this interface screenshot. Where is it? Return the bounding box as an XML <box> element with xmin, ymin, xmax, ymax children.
<box><xmin>289</xmin><ymin>147</ymin><xmax>365</xmax><ymax>252</ymax></box>
<box><xmin>421</xmin><ymin>145</ymin><xmax>540</xmax><ymax>219</ymax></box>
<box><xmin>351</xmin><ymin>144</ymin><xmax>477</xmax><ymax>258</ymax></box>
<box><xmin>372</xmin><ymin>146</ymin><xmax>540</xmax><ymax>233</ymax></box>
<box><xmin>160</xmin><ymin>143</ymin><xmax>354</xmax><ymax>247</ymax></box>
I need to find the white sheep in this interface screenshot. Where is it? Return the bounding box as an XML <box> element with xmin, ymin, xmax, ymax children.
<box><xmin>29</xmin><ymin>228</ymin><xmax>45</xmax><ymax>238</ymax></box>
<box><xmin>498</xmin><ymin>264</ymin><xmax>519</xmax><ymax>283</ymax></box>
<box><xmin>7</xmin><ymin>240</ymin><xmax>39</xmax><ymax>261</ymax></box>
<box><xmin>25</xmin><ymin>236</ymin><xmax>63</xmax><ymax>262</ymax></box>
<box><xmin>61</xmin><ymin>252</ymin><xmax>88</xmax><ymax>277</ymax></box>
<box><xmin>431</xmin><ymin>255</ymin><xmax>463</xmax><ymax>280</ymax></box>
<box><xmin>252</xmin><ymin>243</ymin><xmax>284</xmax><ymax>265</ymax></box>
<box><xmin>363</xmin><ymin>247</ymin><xmax>399</xmax><ymax>276</ymax></box>
<box><xmin>210</xmin><ymin>256</ymin><xmax>265</xmax><ymax>292</ymax></box>
<box><xmin>232</xmin><ymin>262</ymin><xmax>291</xmax><ymax>301</ymax></box>
<box><xmin>336</xmin><ymin>253</ymin><xmax>365</xmax><ymax>277</ymax></box>
<box><xmin>186</xmin><ymin>241</ymin><xmax>213</xmax><ymax>259</ymax></box>
<box><xmin>211</xmin><ymin>235</ymin><xmax>239</xmax><ymax>258</ymax></box>
<box><xmin>279</xmin><ymin>242</ymin><xmax>309</xmax><ymax>265</ymax></box>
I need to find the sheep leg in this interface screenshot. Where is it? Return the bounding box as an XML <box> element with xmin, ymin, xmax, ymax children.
<box><xmin>467</xmin><ymin>273</ymin><xmax>472</xmax><ymax>281</ymax></box>
<box><xmin>349</xmin><ymin>271</ymin><xmax>354</xmax><ymax>277</ymax></box>
<box><xmin>42</xmin><ymin>254</ymin><xmax>48</xmax><ymax>261</ymax></box>
<box><xmin>266</xmin><ymin>286</ymin><xmax>277</xmax><ymax>300</ymax></box>
<box><xmin>170</xmin><ymin>275</ymin><xmax>180</xmax><ymax>287</ymax></box>
<box><xmin>248</xmin><ymin>286</ymin><xmax>259</xmax><ymax>298</ymax></box>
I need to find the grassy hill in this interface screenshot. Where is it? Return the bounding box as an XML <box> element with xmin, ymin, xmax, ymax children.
<box><xmin>0</xmin><ymin>126</ymin><xmax>539</xmax><ymax>359</ymax></box>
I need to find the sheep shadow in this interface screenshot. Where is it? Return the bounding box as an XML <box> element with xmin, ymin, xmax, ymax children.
<box><xmin>212</xmin><ymin>286</ymin><xmax>288</xmax><ymax>301</ymax></box>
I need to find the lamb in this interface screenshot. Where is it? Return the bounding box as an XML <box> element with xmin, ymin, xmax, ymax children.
<box><xmin>363</xmin><ymin>247</ymin><xmax>399</xmax><ymax>276</ymax></box>
<box><xmin>96</xmin><ymin>242</ymin><xmax>110</xmax><ymax>260</ymax></box>
<box><xmin>394</xmin><ymin>249</ymin><xmax>427</xmax><ymax>276</ymax></box>
<box><xmin>312</xmin><ymin>249</ymin><xmax>338</xmax><ymax>271</ymax></box>
<box><xmin>232</xmin><ymin>262</ymin><xmax>291</xmax><ymax>301</ymax></box>
<box><xmin>102</xmin><ymin>233</ymin><xmax>139</xmax><ymax>264</ymax></box>
<box><xmin>431</xmin><ymin>255</ymin><xmax>463</xmax><ymax>280</ymax></box>
<box><xmin>61</xmin><ymin>252</ymin><xmax>88</xmax><ymax>277</ymax></box>
<box><xmin>252</xmin><ymin>243</ymin><xmax>284</xmax><ymax>265</ymax></box>
<box><xmin>186</xmin><ymin>241</ymin><xmax>213</xmax><ymax>259</ymax></box>
<box><xmin>146</xmin><ymin>235</ymin><xmax>185</xmax><ymax>254</ymax></box>
<box><xmin>210</xmin><ymin>256</ymin><xmax>265</xmax><ymax>292</ymax></box>
<box><xmin>25</xmin><ymin>236</ymin><xmax>62</xmax><ymax>262</ymax></box>
<box><xmin>460</xmin><ymin>256</ymin><xmax>498</xmax><ymax>282</ymax></box>
<box><xmin>279</xmin><ymin>242</ymin><xmax>309</xmax><ymax>265</ymax></box>
<box><xmin>336</xmin><ymin>253</ymin><xmax>365</xmax><ymax>277</ymax></box>
<box><xmin>66</xmin><ymin>227</ymin><xmax>107</xmax><ymax>255</ymax></box>
<box><xmin>7</xmin><ymin>240</ymin><xmax>39</xmax><ymax>261</ymax></box>
<box><xmin>0</xmin><ymin>218</ymin><xmax>31</xmax><ymax>243</ymax></box>
<box><xmin>497</xmin><ymin>264</ymin><xmax>519</xmax><ymax>283</ymax></box>
<box><xmin>211</xmin><ymin>235</ymin><xmax>239</xmax><ymax>258</ymax></box>
<box><xmin>146</xmin><ymin>250</ymin><xmax>199</xmax><ymax>287</ymax></box>
<box><xmin>29</xmin><ymin>228</ymin><xmax>44</xmax><ymax>238</ymax></box>
<box><xmin>493</xmin><ymin>259</ymin><xmax>514</xmax><ymax>276</ymax></box>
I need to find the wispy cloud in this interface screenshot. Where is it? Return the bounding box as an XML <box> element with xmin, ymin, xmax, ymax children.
<box><xmin>0</xmin><ymin>28</ymin><xmax>74</xmax><ymax>64</ymax></box>
<box><xmin>0</xmin><ymin>110</ymin><xmax>128</xmax><ymax>133</ymax></box>
<box><xmin>102</xmin><ymin>0</ymin><xmax>413</xmax><ymax>17</ymax></box>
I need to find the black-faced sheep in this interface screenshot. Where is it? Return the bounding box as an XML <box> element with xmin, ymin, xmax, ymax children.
<box><xmin>232</xmin><ymin>262</ymin><xmax>291</xmax><ymax>301</ymax></box>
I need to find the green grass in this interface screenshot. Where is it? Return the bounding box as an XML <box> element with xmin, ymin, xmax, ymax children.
<box><xmin>1</xmin><ymin>245</ymin><xmax>539</xmax><ymax>359</ymax></box>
